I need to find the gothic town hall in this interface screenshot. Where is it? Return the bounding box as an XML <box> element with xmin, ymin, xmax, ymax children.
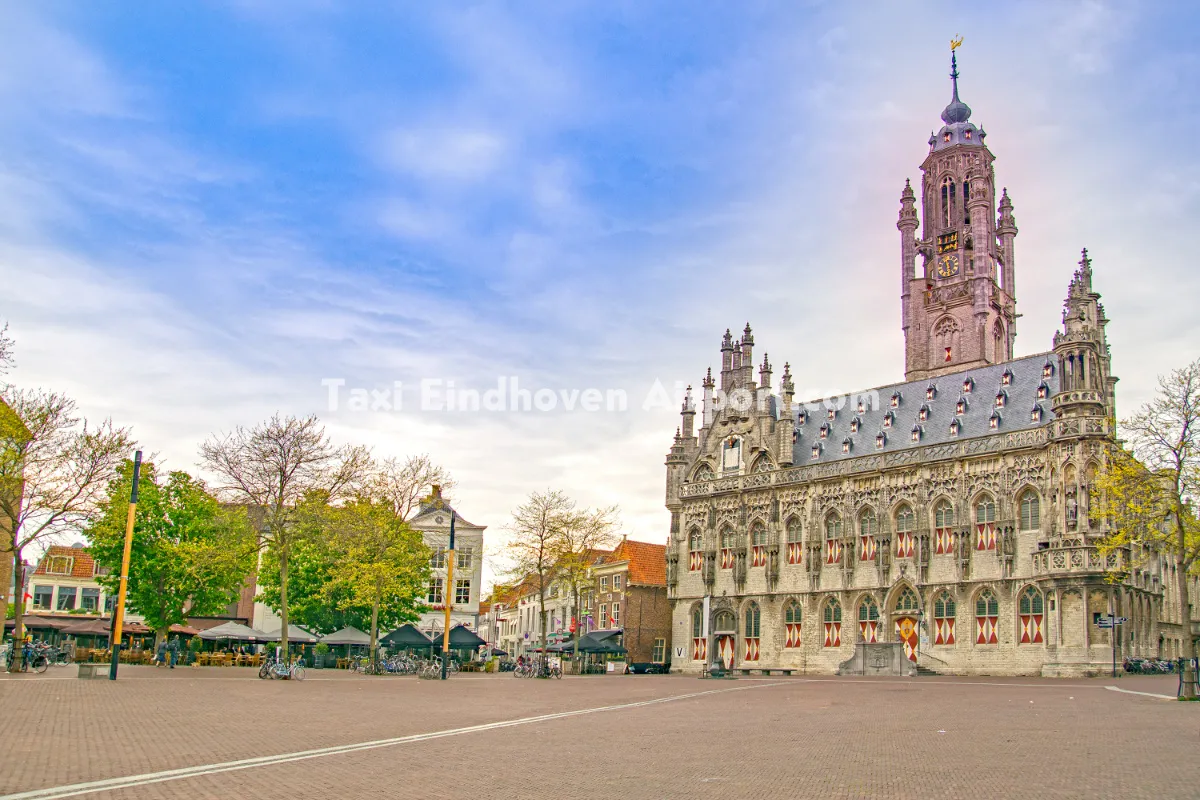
<box><xmin>663</xmin><ymin>52</ymin><xmax>1176</xmax><ymax>677</ymax></box>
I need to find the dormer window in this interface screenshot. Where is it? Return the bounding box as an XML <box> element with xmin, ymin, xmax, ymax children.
<box><xmin>918</xmin><ymin>405</ymin><xmax>930</xmax><ymax>422</ymax></box>
<box><xmin>826</xmin><ymin>407</ymin><xmax>836</xmax><ymax>421</ymax></box>
<box><xmin>797</xmin><ymin>411</ymin><xmax>807</xmax><ymax>425</ymax></box>
<box><xmin>850</xmin><ymin>417</ymin><xmax>860</xmax><ymax>434</ymax></box>
<box><xmin>1031</xmin><ymin>405</ymin><xmax>1043</xmax><ymax>423</ymax></box>
<box><xmin>1001</xmin><ymin>369</ymin><xmax>1013</xmax><ymax>386</ymax></box>
<box><xmin>962</xmin><ymin>377</ymin><xmax>974</xmax><ymax>394</ymax></box>
<box><xmin>890</xmin><ymin>391</ymin><xmax>902</xmax><ymax>408</ymax></box>
<box><xmin>841</xmin><ymin>438</ymin><xmax>852</xmax><ymax>455</ymax></box>
<box><xmin>911</xmin><ymin>425</ymin><xmax>923</xmax><ymax>443</ymax></box>
<box><xmin>943</xmin><ymin>131</ymin><xmax>952</xmax><ymax>142</ymax></box>
<box><xmin>811</xmin><ymin>444</ymin><xmax>821</xmax><ymax>460</ymax></box>
<box><xmin>964</xmin><ymin>129</ymin><xmax>972</xmax><ymax>140</ymax></box>
<box><xmin>883</xmin><ymin>412</ymin><xmax>894</xmax><ymax>429</ymax></box>
<box><xmin>989</xmin><ymin>412</ymin><xmax>1001</xmax><ymax>430</ymax></box>
<box><xmin>956</xmin><ymin>397</ymin><xmax>968</xmax><ymax>415</ymax></box>
<box><xmin>926</xmin><ymin>385</ymin><xmax>937</xmax><ymax>400</ymax></box>
<box><xmin>949</xmin><ymin>419</ymin><xmax>960</xmax><ymax>437</ymax></box>
<box><xmin>857</xmin><ymin>399</ymin><xmax>865</xmax><ymax>414</ymax></box>
<box><xmin>1043</xmin><ymin>362</ymin><xmax>1055</xmax><ymax>378</ymax></box>
<box><xmin>1037</xmin><ymin>382</ymin><xmax>1049</xmax><ymax>400</ymax></box>
<box><xmin>875</xmin><ymin>432</ymin><xmax>886</xmax><ymax>450</ymax></box>
<box><xmin>819</xmin><ymin>423</ymin><xmax>830</xmax><ymax>440</ymax></box>
<box><xmin>995</xmin><ymin>391</ymin><xmax>1007</xmax><ymax>409</ymax></box>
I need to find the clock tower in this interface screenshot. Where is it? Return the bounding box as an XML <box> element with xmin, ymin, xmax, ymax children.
<box><xmin>899</xmin><ymin>45</ymin><xmax>1018</xmax><ymax>382</ymax></box>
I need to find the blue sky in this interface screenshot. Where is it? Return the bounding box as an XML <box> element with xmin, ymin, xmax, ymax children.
<box><xmin>3</xmin><ymin>1</ymin><xmax>1198</xmax><ymax>587</ymax></box>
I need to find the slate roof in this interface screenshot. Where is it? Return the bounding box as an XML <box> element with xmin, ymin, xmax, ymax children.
<box><xmin>792</xmin><ymin>353</ymin><xmax>1058</xmax><ymax>465</ymax></box>
<box><xmin>32</xmin><ymin>545</ymin><xmax>97</xmax><ymax>579</ymax></box>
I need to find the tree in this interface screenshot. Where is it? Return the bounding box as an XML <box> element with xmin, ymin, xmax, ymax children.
<box><xmin>199</xmin><ymin>414</ymin><xmax>370</xmax><ymax>654</ymax></box>
<box><xmin>504</xmin><ymin>490</ymin><xmax>579</xmax><ymax>659</ymax></box>
<box><xmin>1097</xmin><ymin>357</ymin><xmax>1200</xmax><ymax>697</ymax></box>
<box><xmin>87</xmin><ymin>461</ymin><xmax>257</xmax><ymax>645</ymax></box>
<box><xmin>328</xmin><ymin>498</ymin><xmax>430</xmax><ymax>665</ymax></box>
<box><xmin>557</xmin><ymin>505</ymin><xmax>621</xmax><ymax>660</ymax></box>
<box><xmin>0</xmin><ymin>389</ymin><xmax>134</xmax><ymax>670</ymax></box>
<box><xmin>371</xmin><ymin>454</ymin><xmax>455</xmax><ymax>521</ymax></box>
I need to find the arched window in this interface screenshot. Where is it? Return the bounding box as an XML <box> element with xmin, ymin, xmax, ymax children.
<box><xmin>824</xmin><ymin>514</ymin><xmax>843</xmax><ymax>564</ymax></box>
<box><xmin>858</xmin><ymin>596</ymin><xmax>880</xmax><ymax>643</ymax></box>
<box><xmin>751</xmin><ymin>454</ymin><xmax>772</xmax><ymax>473</ymax></box>
<box><xmin>895</xmin><ymin>504</ymin><xmax>915</xmax><ymax>558</ymax></box>
<box><xmin>719</xmin><ymin>526</ymin><xmax>735</xmax><ymax>570</ymax></box>
<box><xmin>786</xmin><ymin>517</ymin><xmax>803</xmax><ymax>565</ymax></box>
<box><xmin>750</xmin><ymin>521</ymin><xmax>768</xmax><ymax>567</ymax></box>
<box><xmin>963</xmin><ymin>180</ymin><xmax>971</xmax><ymax>224</ymax></box>
<box><xmin>993</xmin><ymin>320</ymin><xmax>1005</xmax><ymax>361</ymax></box>
<box><xmin>784</xmin><ymin>601</ymin><xmax>802</xmax><ymax>648</ymax></box>
<box><xmin>975</xmin><ymin>496</ymin><xmax>997</xmax><ymax>551</ymax></box>
<box><xmin>1019</xmin><ymin>491</ymin><xmax>1041</xmax><ymax>531</ymax></box>
<box><xmin>1018</xmin><ymin>586</ymin><xmax>1045</xmax><ymax>644</ymax></box>
<box><xmin>975</xmin><ymin>590</ymin><xmax>998</xmax><ymax>644</ymax></box>
<box><xmin>941</xmin><ymin>180</ymin><xmax>949</xmax><ymax>227</ymax></box>
<box><xmin>934</xmin><ymin>591</ymin><xmax>957</xmax><ymax>644</ymax></box>
<box><xmin>687</xmin><ymin>529</ymin><xmax>703</xmax><ymax>572</ymax></box>
<box><xmin>691</xmin><ymin>606</ymin><xmax>706</xmax><ymax>661</ymax></box>
<box><xmin>859</xmin><ymin>509</ymin><xmax>878</xmax><ymax>562</ymax></box>
<box><xmin>743</xmin><ymin>602</ymin><xmax>761</xmax><ymax>661</ymax></box>
<box><xmin>823</xmin><ymin>598</ymin><xmax>842</xmax><ymax>647</ymax></box>
<box><xmin>692</xmin><ymin>462</ymin><xmax>714</xmax><ymax>482</ymax></box>
<box><xmin>934</xmin><ymin>500</ymin><xmax>955</xmax><ymax>555</ymax></box>
<box><xmin>895</xmin><ymin>587</ymin><xmax>919</xmax><ymax>615</ymax></box>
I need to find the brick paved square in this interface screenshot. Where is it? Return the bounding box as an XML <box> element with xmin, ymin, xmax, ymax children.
<box><xmin>0</xmin><ymin>667</ymin><xmax>1195</xmax><ymax>799</ymax></box>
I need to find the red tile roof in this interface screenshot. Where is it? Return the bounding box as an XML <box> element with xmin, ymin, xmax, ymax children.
<box><xmin>32</xmin><ymin>545</ymin><xmax>97</xmax><ymax>579</ymax></box>
<box><xmin>606</xmin><ymin>539</ymin><xmax>666</xmax><ymax>586</ymax></box>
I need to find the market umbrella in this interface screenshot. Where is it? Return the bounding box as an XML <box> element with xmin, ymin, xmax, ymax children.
<box><xmin>198</xmin><ymin>621</ymin><xmax>275</xmax><ymax>642</ymax></box>
<box><xmin>19</xmin><ymin>616</ymin><xmax>75</xmax><ymax>632</ymax></box>
<box><xmin>447</xmin><ymin>625</ymin><xmax>487</xmax><ymax>650</ymax></box>
<box><xmin>279</xmin><ymin>625</ymin><xmax>319</xmax><ymax>644</ymax></box>
<box><xmin>60</xmin><ymin>618</ymin><xmax>115</xmax><ymax>637</ymax></box>
<box><xmin>320</xmin><ymin>627</ymin><xmax>371</xmax><ymax>646</ymax></box>
<box><xmin>169</xmin><ymin>624</ymin><xmax>201</xmax><ymax>636</ymax></box>
<box><xmin>380</xmin><ymin>623</ymin><xmax>434</xmax><ymax>649</ymax></box>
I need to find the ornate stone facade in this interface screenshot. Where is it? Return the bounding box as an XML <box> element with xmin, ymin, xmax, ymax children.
<box><xmin>663</xmin><ymin>53</ymin><xmax>1163</xmax><ymax>677</ymax></box>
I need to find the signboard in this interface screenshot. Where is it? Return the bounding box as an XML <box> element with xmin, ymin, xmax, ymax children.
<box><xmin>1095</xmin><ymin>616</ymin><xmax>1127</xmax><ymax>629</ymax></box>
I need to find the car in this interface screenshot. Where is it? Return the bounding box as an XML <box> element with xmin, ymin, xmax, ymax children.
<box><xmin>626</xmin><ymin>662</ymin><xmax>670</xmax><ymax>674</ymax></box>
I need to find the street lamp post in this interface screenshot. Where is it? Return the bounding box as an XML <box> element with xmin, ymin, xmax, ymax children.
<box><xmin>441</xmin><ymin>511</ymin><xmax>456</xmax><ymax>680</ymax></box>
<box><xmin>109</xmin><ymin>450</ymin><xmax>141</xmax><ymax>681</ymax></box>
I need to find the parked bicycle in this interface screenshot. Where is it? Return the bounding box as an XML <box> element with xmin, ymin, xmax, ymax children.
<box><xmin>258</xmin><ymin>653</ymin><xmax>306</xmax><ymax>680</ymax></box>
<box><xmin>5</xmin><ymin>642</ymin><xmax>50</xmax><ymax>674</ymax></box>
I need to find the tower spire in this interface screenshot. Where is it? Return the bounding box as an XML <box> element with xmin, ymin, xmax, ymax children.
<box><xmin>941</xmin><ymin>38</ymin><xmax>971</xmax><ymax>125</ymax></box>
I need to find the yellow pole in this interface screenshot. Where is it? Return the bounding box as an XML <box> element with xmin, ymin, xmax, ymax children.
<box><xmin>441</xmin><ymin>511</ymin><xmax>456</xmax><ymax>679</ymax></box>
<box><xmin>109</xmin><ymin>451</ymin><xmax>141</xmax><ymax>680</ymax></box>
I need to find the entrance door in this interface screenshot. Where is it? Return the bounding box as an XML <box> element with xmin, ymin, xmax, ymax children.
<box><xmin>895</xmin><ymin>617</ymin><xmax>919</xmax><ymax>662</ymax></box>
<box><xmin>716</xmin><ymin>635</ymin><xmax>736</xmax><ymax>669</ymax></box>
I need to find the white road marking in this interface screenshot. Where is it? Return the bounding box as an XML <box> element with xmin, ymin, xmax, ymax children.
<box><xmin>1104</xmin><ymin>685</ymin><xmax>1176</xmax><ymax>701</ymax></box>
<box><xmin>0</xmin><ymin>682</ymin><xmax>782</xmax><ymax>800</ymax></box>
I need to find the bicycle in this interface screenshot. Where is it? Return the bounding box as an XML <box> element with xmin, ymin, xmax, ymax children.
<box><xmin>258</xmin><ymin>654</ymin><xmax>306</xmax><ymax>681</ymax></box>
<box><xmin>5</xmin><ymin>643</ymin><xmax>49</xmax><ymax>674</ymax></box>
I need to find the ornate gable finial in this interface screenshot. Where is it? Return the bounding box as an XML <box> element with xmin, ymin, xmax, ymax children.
<box><xmin>721</xmin><ymin>329</ymin><xmax>734</xmax><ymax>350</ymax></box>
<box><xmin>702</xmin><ymin>367</ymin><xmax>715</xmax><ymax>390</ymax></box>
<box><xmin>742</xmin><ymin>322</ymin><xmax>754</xmax><ymax>345</ymax></box>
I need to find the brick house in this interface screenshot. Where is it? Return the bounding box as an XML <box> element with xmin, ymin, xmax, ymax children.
<box><xmin>593</xmin><ymin>538</ymin><xmax>670</xmax><ymax>666</ymax></box>
<box><xmin>27</xmin><ymin>544</ymin><xmax>113</xmax><ymax>615</ymax></box>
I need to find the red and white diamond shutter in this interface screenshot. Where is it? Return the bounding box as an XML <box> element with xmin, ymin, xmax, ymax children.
<box><xmin>1018</xmin><ymin>587</ymin><xmax>1044</xmax><ymax>644</ymax></box>
<box><xmin>895</xmin><ymin>532</ymin><xmax>913</xmax><ymax>558</ymax></box>
<box><xmin>975</xmin><ymin>499</ymin><xmax>997</xmax><ymax>551</ymax></box>
<box><xmin>934</xmin><ymin>502</ymin><xmax>955</xmax><ymax>555</ymax></box>
<box><xmin>975</xmin><ymin>591</ymin><xmax>999</xmax><ymax>644</ymax></box>
<box><xmin>692</xmin><ymin>638</ymin><xmax>707</xmax><ymax>661</ymax></box>
<box><xmin>859</xmin><ymin>536</ymin><xmax>877</xmax><ymax>562</ymax></box>
<box><xmin>743</xmin><ymin>603</ymin><xmax>761</xmax><ymax>661</ymax></box>
<box><xmin>787</xmin><ymin>542</ymin><xmax>803</xmax><ymax>565</ymax></box>
<box><xmin>688</xmin><ymin>550</ymin><xmax>702</xmax><ymax>571</ymax></box>
<box><xmin>751</xmin><ymin>546</ymin><xmax>766</xmax><ymax>567</ymax></box>
<box><xmin>784</xmin><ymin>602</ymin><xmax>802</xmax><ymax>648</ymax></box>
<box><xmin>825</xmin><ymin>539</ymin><xmax>842</xmax><ymax>565</ymax></box>
<box><xmin>823</xmin><ymin>600</ymin><xmax>842</xmax><ymax>647</ymax></box>
<box><xmin>933</xmin><ymin>592</ymin><xmax>956</xmax><ymax>645</ymax></box>
<box><xmin>858</xmin><ymin>597</ymin><xmax>880</xmax><ymax>644</ymax></box>
<box><xmin>720</xmin><ymin>548</ymin><xmax>734</xmax><ymax>569</ymax></box>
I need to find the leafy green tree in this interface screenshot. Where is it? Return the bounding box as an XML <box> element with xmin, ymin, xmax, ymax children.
<box><xmin>257</xmin><ymin>532</ymin><xmax>368</xmax><ymax>634</ymax></box>
<box><xmin>329</xmin><ymin>498</ymin><xmax>430</xmax><ymax>662</ymax></box>
<box><xmin>88</xmin><ymin>461</ymin><xmax>257</xmax><ymax>645</ymax></box>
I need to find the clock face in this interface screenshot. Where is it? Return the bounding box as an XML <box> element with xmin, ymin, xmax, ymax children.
<box><xmin>937</xmin><ymin>253</ymin><xmax>960</xmax><ymax>279</ymax></box>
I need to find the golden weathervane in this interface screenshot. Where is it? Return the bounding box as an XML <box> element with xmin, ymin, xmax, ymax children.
<box><xmin>950</xmin><ymin>35</ymin><xmax>964</xmax><ymax>51</ymax></box>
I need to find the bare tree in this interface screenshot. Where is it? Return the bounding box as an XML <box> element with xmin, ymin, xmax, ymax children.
<box><xmin>504</xmin><ymin>490</ymin><xmax>578</xmax><ymax>660</ymax></box>
<box><xmin>1098</xmin><ymin>357</ymin><xmax>1200</xmax><ymax>697</ymax></box>
<box><xmin>199</xmin><ymin>414</ymin><xmax>371</xmax><ymax>655</ymax></box>
<box><xmin>558</xmin><ymin>505</ymin><xmax>621</xmax><ymax>661</ymax></box>
<box><xmin>0</xmin><ymin>389</ymin><xmax>134</xmax><ymax>670</ymax></box>
<box><xmin>0</xmin><ymin>322</ymin><xmax>14</xmax><ymax>379</ymax></box>
<box><xmin>371</xmin><ymin>454</ymin><xmax>455</xmax><ymax>522</ymax></box>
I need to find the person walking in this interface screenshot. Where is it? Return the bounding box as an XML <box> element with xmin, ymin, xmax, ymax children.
<box><xmin>155</xmin><ymin>639</ymin><xmax>168</xmax><ymax>668</ymax></box>
<box><xmin>168</xmin><ymin>635</ymin><xmax>180</xmax><ymax>669</ymax></box>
